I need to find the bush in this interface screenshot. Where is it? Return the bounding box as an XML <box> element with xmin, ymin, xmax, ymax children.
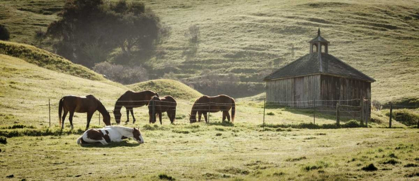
<box><xmin>93</xmin><ymin>62</ymin><xmax>148</xmax><ymax>84</ymax></box>
<box><xmin>0</xmin><ymin>24</ymin><xmax>10</xmax><ymax>40</ymax></box>
<box><xmin>372</xmin><ymin>100</ymin><xmax>382</xmax><ymax>110</ymax></box>
<box><xmin>0</xmin><ymin>137</ymin><xmax>7</xmax><ymax>144</ymax></box>
<box><xmin>386</xmin><ymin>109</ymin><xmax>419</xmax><ymax>126</ymax></box>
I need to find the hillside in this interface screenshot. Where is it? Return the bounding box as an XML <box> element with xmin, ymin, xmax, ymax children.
<box><xmin>0</xmin><ymin>40</ymin><xmax>110</xmax><ymax>83</ymax></box>
<box><xmin>128</xmin><ymin>79</ymin><xmax>202</xmax><ymax>100</ymax></box>
<box><xmin>0</xmin><ymin>41</ymin><xmax>207</xmax><ymax>127</ymax></box>
<box><xmin>1</xmin><ymin>0</ymin><xmax>418</xmax><ymax>103</ymax></box>
<box><xmin>0</xmin><ymin>54</ymin><xmax>127</xmax><ymax>126</ymax></box>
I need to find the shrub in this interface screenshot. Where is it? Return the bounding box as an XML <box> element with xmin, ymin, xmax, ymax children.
<box><xmin>0</xmin><ymin>24</ymin><xmax>10</xmax><ymax>40</ymax></box>
<box><xmin>158</xmin><ymin>173</ymin><xmax>175</xmax><ymax>181</ymax></box>
<box><xmin>93</xmin><ymin>62</ymin><xmax>148</xmax><ymax>84</ymax></box>
<box><xmin>385</xmin><ymin>109</ymin><xmax>419</xmax><ymax>126</ymax></box>
<box><xmin>361</xmin><ymin>163</ymin><xmax>378</xmax><ymax>171</ymax></box>
<box><xmin>372</xmin><ymin>100</ymin><xmax>382</xmax><ymax>110</ymax></box>
<box><xmin>0</xmin><ymin>137</ymin><xmax>7</xmax><ymax>144</ymax></box>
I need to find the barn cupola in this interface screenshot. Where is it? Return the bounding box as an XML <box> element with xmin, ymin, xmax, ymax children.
<box><xmin>309</xmin><ymin>28</ymin><xmax>329</xmax><ymax>54</ymax></box>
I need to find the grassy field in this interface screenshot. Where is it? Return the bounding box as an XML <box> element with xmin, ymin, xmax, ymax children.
<box><xmin>1</xmin><ymin>0</ymin><xmax>419</xmax><ymax>102</ymax></box>
<box><xmin>0</xmin><ymin>0</ymin><xmax>419</xmax><ymax>180</ymax></box>
<box><xmin>1</xmin><ymin>124</ymin><xmax>418</xmax><ymax>180</ymax></box>
<box><xmin>0</xmin><ymin>40</ymin><xmax>418</xmax><ymax>180</ymax></box>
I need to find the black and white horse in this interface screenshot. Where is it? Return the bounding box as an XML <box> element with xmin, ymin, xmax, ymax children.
<box><xmin>77</xmin><ymin>126</ymin><xmax>144</xmax><ymax>145</ymax></box>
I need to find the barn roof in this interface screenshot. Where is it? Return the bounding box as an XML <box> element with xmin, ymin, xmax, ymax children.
<box><xmin>264</xmin><ymin>52</ymin><xmax>375</xmax><ymax>82</ymax></box>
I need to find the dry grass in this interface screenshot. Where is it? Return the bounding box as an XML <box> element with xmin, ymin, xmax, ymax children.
<box><xmin>1</xmin><ymin>0</ymin><xmax>418</xmax><ymax>102</ymax></box>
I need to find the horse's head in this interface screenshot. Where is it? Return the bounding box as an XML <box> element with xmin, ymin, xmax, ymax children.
<box><xmin>113</xmin><ymin>110</ymin><xmax>121</xmax><ymax>125</ymax></box>
<box><xmin>132</xmin><ymin>127</ymin><xmax>144</xmax><ymax>144</ymax></box>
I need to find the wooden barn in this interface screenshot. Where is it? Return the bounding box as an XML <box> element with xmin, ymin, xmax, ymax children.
<box><xmin>264</xmin><ymin>29</ymin><xmax>375</xmax><ymax>121</ymax></box>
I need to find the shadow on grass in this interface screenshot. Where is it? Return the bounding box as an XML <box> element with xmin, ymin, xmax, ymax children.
<box><xmin>261</xmin><ymin>120</ymin><xmax>365</xmax><ymax>129</ymax></box>
<box><xmin>80</xmin><ymin>141</ymin><xmax>141</xmax><ymax>148</ymax></box>
<box><xmin>207</xmin><ymin>121</ymin><xmax>234</xmax><ymax>127</ymax></box>
<box><xmin>0</xmin><ymin>128</ymin><xmax>86</xmax><ymax>138</ymax></box>
<box><xmin>266</xmin><ymin>105</ymin><xmax>359</xmax><ymax>122</ymax></box>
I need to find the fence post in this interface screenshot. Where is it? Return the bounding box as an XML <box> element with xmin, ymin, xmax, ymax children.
<box><xmin>49</xmin><ymin>98</ymin><xmax>51</xmax><ymax>128</ymax></box>
<box><xmin>313</xmin><ymin>99</ymin><xmax>316</xmax><ymax>124</ymax></box>
<box><xmin>263</xmin><ymin>99</ymin><xmax>266</xmax><ymax>130</ymax></box>
<box><xmin>389</xmin><ymin>102</ymin><xmax>392</xmax><ymax>128</ymax></box>
<box><xmin>336</xmin><ymin>102</ymin><xmax>340</xmax><ymax>127</ymax></box>
<box><xmin>360</xmin><ymin>99</ymin><xmax>364</xmax><ymax>125</ymax></box>
<box><xmin>365</xmin><ymin>99</ymin><xmax>368</xmax><ymax>128</ymax></box>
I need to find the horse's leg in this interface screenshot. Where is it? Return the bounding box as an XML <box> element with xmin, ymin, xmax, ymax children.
<box><xmin>130</xmin><ymin>109</ymin><xmax>136</xmax><ymax>123</ymax></box>
<box><xmin>125</xmin><ymin>108</ymin><xmax>130</xmax><ymax>124</ymax></box>
<box><xmin>222</xmin><ymin>111</ymin><xmax>227</xmax><ymax>122</ymax></box>
<box><xmin>61</xmin><ymin>110</ymin><xmax>68</xmax><ymax>130</ymax></box>
<box><xmin>203</xmin><ymin>112</ymin><xmax>208</xmax><ymax>123</ymax></box>
<box><xmin>170</xmin><ymin>110</ymin><xmax>175</xmax><ymax>124</ymax></box>
<box><xmin>99</xmin><ymin>138</ymin><xmax>108</xmax><ymax>145</ymax></box>
<box><xmin>68</xmin><ymin>111</ymin><xmax>74</xmax><ymax>130</ymax></box>
<box><xmin>86</xmin><ymin>112</ymin><xmax>93</xmax><ymax>131</ymax></box>
<box><xmin>226</xmin><ymin>111</ymin><xmax>231</xmax><ymax>122</ymax></box>
<box><xmin>198</xmin><ymin>112</ymin><xmax>202</xmax><ymax>122</ymax></box>
<box><xmin>159</xmin><ymin>112</ymin><xmax>162</xmax><ymax>125</ymax></box>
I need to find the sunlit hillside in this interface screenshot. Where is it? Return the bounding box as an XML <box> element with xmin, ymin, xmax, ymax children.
<box><xmin>0</xmin><ymin>42</ymin><xmax>207</xmax><ymax>127</ymax></box>
<box><xmin>0</xmin><ymin>0</ymin><xmax>418</xmax><ymax>102</ymax></box>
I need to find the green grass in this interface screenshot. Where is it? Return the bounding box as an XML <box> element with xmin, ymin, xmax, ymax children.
<box><xmin>0</xmin><ymin>124</ymin><xmax>418</xmax><ymax>180</ymax></box>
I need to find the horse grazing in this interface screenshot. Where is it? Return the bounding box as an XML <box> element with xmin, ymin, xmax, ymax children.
<box><xmin>189</xmin><ymin>94</ymin><xmax>235</xmax><ymax>123</ymax></box>
<box><xmin>113</xmin><ymin>90</ymin><xmax>158</xmax><ymax>124</ymax></box>
<box><xmin>148</xmin><ymin>95</ymin><xmax>177</xmax><ymax>124</ymax></box>
<box><xmin>76</xmin><ymin>126</ymin><xmax>144</xmax><ymax>145</ymax></box>
<box><xmin>58</xmin><ymin>95</ymin><xmax>110</xmax><ymax>130</ymax></box>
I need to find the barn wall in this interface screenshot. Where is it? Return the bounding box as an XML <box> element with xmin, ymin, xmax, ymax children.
<box><xmin>266</xmin><ymin>75</ymin><xmax>320</xmax><ymax>107</ymax></box>
<box><xmin>320</xmin><ymin>75</ymin><xmax>371</xmax><ymax>120</ymax></box>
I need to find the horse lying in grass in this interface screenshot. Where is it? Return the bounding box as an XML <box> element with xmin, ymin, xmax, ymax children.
<box><xmin>77</xmin><ymin>126</ymin><xmax>144</xmax><ymax>145</ymax></box>
<box><xmin>59</xmin><ymin>95</ymin><xmax>111</xmax><ymax>130</ymax></box>
<box><xmin>113</xmin><ymin>90</ymin><xmax>158</xmax><ymax>124</ymax></box>
<box><xmin>148</xmin><ymin>95</ymin><xmax>177</xmax><ymax>124</ymax></box>
<box><xmin>189</xmin><ymin>94</ymin><xmax>235</xmax><ymax>123</ymax></box>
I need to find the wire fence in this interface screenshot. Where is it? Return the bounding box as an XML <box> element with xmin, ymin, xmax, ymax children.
<box><xmin>263</xmin><ymin>98</ymin><xmax>367</xmax><ymax>127</ymax></box>
<box><xmin>46</xmin><ymin>97</ymin><xmax>418</xmax><ymax>128</ymax></box>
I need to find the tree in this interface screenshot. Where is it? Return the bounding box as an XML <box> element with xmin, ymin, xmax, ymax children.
<box><xmin>0</xmin><ymin>24</ymin><xmax>10</xmax><ymax>41</ymax></box>
<box><xmin>46</xmin><ymin>0</ymin><xmax>166</xmax><ymax>67</ymax></box>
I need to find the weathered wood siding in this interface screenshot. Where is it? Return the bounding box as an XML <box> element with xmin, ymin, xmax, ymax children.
<box><xmin>320</xmin><ymin>75</ymin><xmax>371</xmax><ymax>120</ymax></box>
<box><xmin>266</xmin><ymin>75</ymin><xmax>320</xmax><ymax>107</ymax></box>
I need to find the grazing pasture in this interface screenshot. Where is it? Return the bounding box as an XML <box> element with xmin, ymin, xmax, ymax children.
<box><xmin>1</xmin><ymin>124</ymin><xmax>418</xmax><ymax>180</ymax></box>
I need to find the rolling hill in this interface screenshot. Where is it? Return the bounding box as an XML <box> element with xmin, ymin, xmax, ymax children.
<box><xmin>0</xmin><ymin>41</ymin><xmax>205</xmax><ymax>127</ymax></box>
<box><xmin>0</xmin><ymin>0</ymin><xmax>418</xmax><ymax>103</ymax></box>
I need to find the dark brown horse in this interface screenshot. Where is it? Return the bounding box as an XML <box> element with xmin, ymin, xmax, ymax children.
<box><xmin>148</xmin><ymin>95</ymin><xmax>177</xmax><ymax>124</ymax></box>
<box><xmin>58</xmin><ymin>95</ymin><xmax>111</xmax><ymax>130</ymax></box>
<box><xmin>189</xmin><ymin>94</ymin><xmax>235</xmax><ymax>123</ymax></box>
<box><xmin>113</xmin><ymin>90</ymin><xmax>158</xmax><ymax>124</ymax></box>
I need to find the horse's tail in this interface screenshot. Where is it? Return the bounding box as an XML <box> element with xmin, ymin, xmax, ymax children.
<box><xmin>231</xmin><ymin>99</ymin><xmax>235</xmax><ymax>122</ymax></box>
<box><xmin>58</xmin><ymin>98</ymin><xmax>64</xmax><ymax>126</ymax></box>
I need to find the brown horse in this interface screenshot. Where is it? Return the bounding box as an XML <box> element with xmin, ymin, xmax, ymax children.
<box><xmin>113</xmin><ymin>90</ymin><xmax>158</xmax><ymax>124</ymax></box>
<box><xmin>58</xmin><ymin>95</ymin><xmax>111</xmax><ymax>130</ymax></box>
<box><xmin>148</xmin><ymin>95</ymin><xmax>177</xmax><ymax>124</ymax></box>
<box><xmin>189</xmin><ymin>94</ymin><xmax>235</xmax><ymax>123</ymax></box>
